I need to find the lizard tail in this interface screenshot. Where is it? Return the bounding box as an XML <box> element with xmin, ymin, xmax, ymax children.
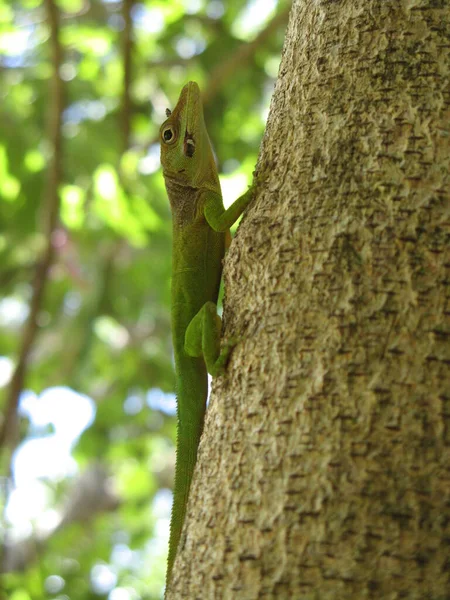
<box><xmin>166</xmin><ymin>394</ymin><xmax>206</xmax><ymax>586</ymax></box>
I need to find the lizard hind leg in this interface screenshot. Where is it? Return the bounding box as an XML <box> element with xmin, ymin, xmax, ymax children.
<box><xmin>184</xmin><ymin>301</ymin><xmax>235</xmax><ymax>377</ymax></box>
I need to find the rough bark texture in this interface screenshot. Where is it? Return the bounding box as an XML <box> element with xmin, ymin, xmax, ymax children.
<box><xmin>166</xmin><ymin>1</ymin><xmax>450</xmax><ymax>598</ymax></box>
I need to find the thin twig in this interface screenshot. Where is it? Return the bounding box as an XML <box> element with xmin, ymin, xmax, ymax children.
<box><xmin>202</xmin><ymin>7</ymin><xmax>290</xmax><ymax>105</ymax></box>
<box><xmin>121</xmin><ymin>0</ymin><xmax>134</xmax><ymax>153</ymax></box>
<box><xmin>0</xmin><ymin>0</ymin><xmax>64</xmax><ymax>450</ymax></box>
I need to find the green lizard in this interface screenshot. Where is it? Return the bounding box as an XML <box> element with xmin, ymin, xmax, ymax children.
<box><xmin>159</xmin><ymin>81</ymin><xmax>254</xmax><ymax>585</ymax></box>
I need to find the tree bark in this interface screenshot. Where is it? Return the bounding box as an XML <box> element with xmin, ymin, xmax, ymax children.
<box><xmin>166</xmin><ymin>1</ymin><xmax>450</xmax><ymax>598</ymax></box>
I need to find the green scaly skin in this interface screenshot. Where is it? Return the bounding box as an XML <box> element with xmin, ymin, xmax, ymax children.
<box><xmin>160</xmin><ymin>81</ymin><xmax>253</xmax><ymax>587</ymax></box>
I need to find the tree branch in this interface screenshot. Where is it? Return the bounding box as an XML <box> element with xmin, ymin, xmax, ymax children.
<box><xmin>0</xmin><ymin>0</ymin><xmax>65</xmax><ymax>451</ymax></box>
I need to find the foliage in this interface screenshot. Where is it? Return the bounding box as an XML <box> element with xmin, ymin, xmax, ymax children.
<box><xmin>0</xmin><ymin>0</ymin><xmax>288</xmax><ymax>597</ymax></box>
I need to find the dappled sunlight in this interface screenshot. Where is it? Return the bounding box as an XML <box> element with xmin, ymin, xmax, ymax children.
<box><xmin>146</xmin><ymin>388</ymin><xmax>176</xmax><ymax>416</ymax></box>
<box><xmin>13</xmin><ymin>435</ymin><xmax>77</xmax><ymax>484</ymax></box>
<box><xmin>19</xmin><ymin>387</ymin><xmax>95</xmax><ymax>446</ymax></box>
<box><xmin>0</xmin><ymin>296</ymin><xmax>29</xmax><ymax>327</ymax></box>
<box><xmin>221</xmin><ymin>172</ymin><xmax>250</xmax><ymax>208</ymax></box>
<box><xmin>6</xmin><ymin>387</ymin><xmax>96</xmax><ymax>536</ymax></box>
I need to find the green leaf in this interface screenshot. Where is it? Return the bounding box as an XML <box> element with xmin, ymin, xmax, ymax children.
<box><xmin>62</xmin><ymin>26</ymin><xmax>114</xmax><ymax>56</ymax></box>
<box><xmin>94</xmin><ymin>315</ymin><xmax>129</xmax><ymax>349</ymax></box>
<box><xmin>9</xmin><ymin>590</ymin><xmax>31</xmax><ymax>600</ymax></box>
<box><xmin>93</xmin><ymin>164</ymin><xmax>152</xmax><ymax>246</ymax></box>
<box><xmin>117</xmin><ymin>460</ymin><xmax>154</xmax><ymax>501</ymax></box>
<box><xmin>0</xmin><ymin>1</ymin><xmax>13</xmax><ymax>22</ymax></box>
<box><xmin>60</xmin><ymin>184</ymin><xmax>86</xmax><ymax>229</ymax></box>
<box><xmin>131</xmin><ymin>194</ymin><xmax>161</xmax><ymax>231</ymax></box>
<box><xmin>24</xmin><ymin>149</ymin><xmax>45</xmax><ymax>173</ymax></box>
<box><xmin>0</xmin><ymin>145</ymin><xmax>21</xmax><ymax>201</ymax></box>
<box><xmin>56</xmin><ymin>0</ymin><xmax>84</xmax><ymax>14</ymax></box>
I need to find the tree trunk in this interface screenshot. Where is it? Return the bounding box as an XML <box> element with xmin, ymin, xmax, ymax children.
<box><xmin>166</xmin><ymin>1</ymin><xmax>450</xmax><ymax>598</ymax></box>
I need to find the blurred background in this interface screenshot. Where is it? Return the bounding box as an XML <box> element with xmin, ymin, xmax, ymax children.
<box><xmin>0</xmin><ymin>0</ymin><xmax>288</xmax><ymax>597</ymax></box>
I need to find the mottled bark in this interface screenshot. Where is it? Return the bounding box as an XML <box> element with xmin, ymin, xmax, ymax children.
<box><xmin>166</xmin><ymin>1</ymin><xmax>450</xmax><ymax>598</ymax></box>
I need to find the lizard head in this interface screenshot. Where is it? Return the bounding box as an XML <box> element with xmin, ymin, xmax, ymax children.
<box><xmin>159</xmin><ymin>81</ymin><xmax>219</xmax><ymax>191</ymax></box>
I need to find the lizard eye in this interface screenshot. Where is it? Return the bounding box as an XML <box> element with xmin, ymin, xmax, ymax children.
<box><xmin>162</xmin><ymin>127</ymin><xmax>176</xmax><ymax>144</ymax></box>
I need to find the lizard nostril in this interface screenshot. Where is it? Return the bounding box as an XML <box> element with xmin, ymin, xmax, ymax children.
<box><xmin>185</xmin><ymin>138</ymin><xmax>195</xmax><ymax>157</ymax></box>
